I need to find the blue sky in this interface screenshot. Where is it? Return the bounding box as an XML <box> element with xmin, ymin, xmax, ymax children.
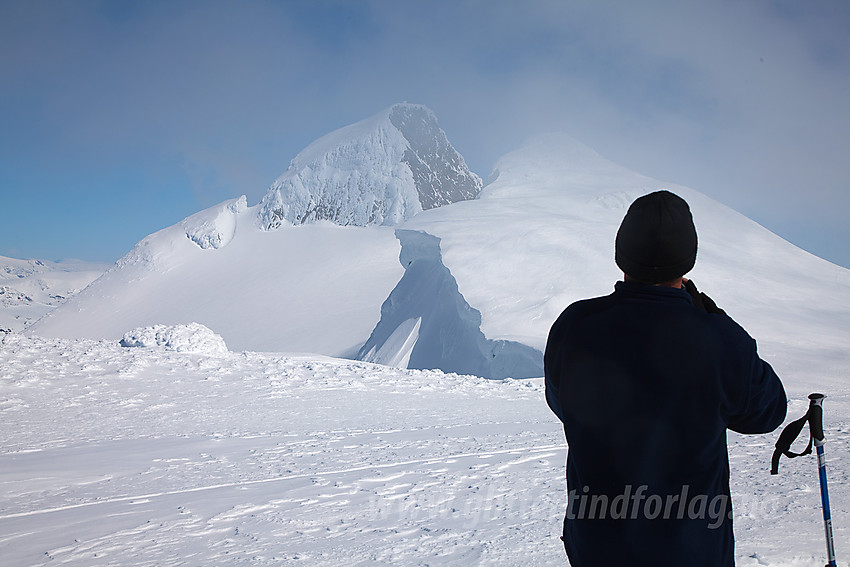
<box><xmin>2</xmin><ymin>0</ymin><xmax>849</xmax><ymax>268</ymax></box>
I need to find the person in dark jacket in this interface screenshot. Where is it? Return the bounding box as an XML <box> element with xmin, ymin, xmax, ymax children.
<box><xmin>545</xmin><ymin>190</ymin><xmax>787</xmax><ymax>566</ymax></box>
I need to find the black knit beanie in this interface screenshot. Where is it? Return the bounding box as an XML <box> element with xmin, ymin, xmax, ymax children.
<box><xmin>615</xmin><ymin>190</ymin><xmax>697</xmax><ymax>284</ymax></box>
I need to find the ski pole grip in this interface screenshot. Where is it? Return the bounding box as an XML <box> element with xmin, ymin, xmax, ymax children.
<box><xmin>808</xmin><ymin>393</ymin><xmax>826</xmax><ymax>446</ymax></box>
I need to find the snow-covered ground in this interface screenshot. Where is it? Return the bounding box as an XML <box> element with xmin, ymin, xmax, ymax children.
<box><xmin>1</xmin><ymin>332</ymin><xmax>847</xmax><ymax>566</ymax></box>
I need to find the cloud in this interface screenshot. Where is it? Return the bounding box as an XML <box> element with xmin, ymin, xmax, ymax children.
<box><xmin>1</xmin><ymin>0</ymin><xmax>848</xmax><ymax>265</ymax></box>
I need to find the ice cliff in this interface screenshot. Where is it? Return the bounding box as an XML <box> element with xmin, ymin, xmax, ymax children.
<box><xmin>357</xmin><ymin>230</ymin><xmax>544</xmax><ymax>379</ymax></box>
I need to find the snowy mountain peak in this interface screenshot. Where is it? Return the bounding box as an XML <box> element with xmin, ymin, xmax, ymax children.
<box><xmin>386</xmin><ymin>104</ymin><xmax>482</xmax><ymax>209</ymax></box>
<box><xmin>257</xmin><ymin>103</ymin><xmax>482</xmax><ymax>229</ymax></box>
<box><xmin>484</xmin><ymin>132</ymin><xmax>651</xmax><ymax>195</ymax></box>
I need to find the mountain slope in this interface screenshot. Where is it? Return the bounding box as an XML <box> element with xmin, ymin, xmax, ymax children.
<box><xmin>28</xmin><ymin>103</ymin><xmax>484</xmax><ymax>357</ymax></box>
<box><xmin>28</xmin><ymin>125</ymin><xmax>850</xmax><ymax>385</ymax></box>
<box><xmin>29</xmin><ymin>198</ymin><xmax>403</xmax><ymax>355</ymax></box>
<box><xmin>395</xmin><ymin>133</ymin><xmax>850</xmax><ymax>390</ymax></box>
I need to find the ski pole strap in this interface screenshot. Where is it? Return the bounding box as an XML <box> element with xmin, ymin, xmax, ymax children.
<box><xmin>770</xmin><ymin>411</ymin><xmax>813</xmax><ymax>474</ymax></box>
<box><xmin>770</xmin><ymin>393</ymin><xmax>826</xmax><ymax>475</ymax></box>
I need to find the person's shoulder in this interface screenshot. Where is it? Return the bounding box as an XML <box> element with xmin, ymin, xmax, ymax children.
<box><xmin>701</xmin><ymin>310</ymin><xmax>759</xmax><ymax>355</ymax></box>
<box><xmin>550</xmin><ymin>291</ymin><xmax>614</xmax><ymax>333</ymax></box>
<box><xmin>562</xmin><ymin>291</ymin><xmax>614</xmax><ymax>316</ymax></box>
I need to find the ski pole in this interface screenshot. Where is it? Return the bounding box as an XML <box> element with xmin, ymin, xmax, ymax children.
<box><xmin>808</xmin><ymin>393</ymin><xmax>837</xmax><ymax>567</ymax></box>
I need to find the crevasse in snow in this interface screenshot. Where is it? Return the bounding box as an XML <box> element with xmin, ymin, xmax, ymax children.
<box><xmin>357</xmin><ymin>229</ymin><xmax>543</xmax><ymax>379</ymax></box>
<box><xmin>256</xmin><ymin>103</ymin><xmax>481</xmax><ymax>229</ymax></box>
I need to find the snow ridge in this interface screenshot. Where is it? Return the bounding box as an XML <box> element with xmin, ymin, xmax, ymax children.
<box><xmin>388</xmin><ymin>104</ymin><xmax>481</xmax><ymax>209</ymax></box>
<box><xmin>257</xmin><ymin>103</ymin><xmax>481</xmax><ymax>229</ymax></box>
<box><xmin>183</xmin><ymin>196</ymin><xmax>247</xmax><ymax>250</ymax></box>
<box><xmin>357</xmin><ymin>229</ymin><xmax>543</xmax><ymax>379</ymax></box>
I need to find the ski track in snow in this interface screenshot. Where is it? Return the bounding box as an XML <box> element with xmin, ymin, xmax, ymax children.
<box><xmin>1</xmin><ymin>334</ymin><xmax>848</xmax><ymax>566</ymax></box>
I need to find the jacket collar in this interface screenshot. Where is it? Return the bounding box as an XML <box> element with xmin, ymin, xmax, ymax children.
<box><xmin>614</xmin><ymin>280</ymin><xmax>693</xmax><ymax>305</ymax></box>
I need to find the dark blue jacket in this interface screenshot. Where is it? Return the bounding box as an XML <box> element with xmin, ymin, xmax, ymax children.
<box><xmin>545</xmin><ymin>281</ymin><xmax>786</xmax><ymax>566</ymax></box>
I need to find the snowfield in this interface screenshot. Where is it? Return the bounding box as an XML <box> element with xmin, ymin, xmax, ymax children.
<box><xmin>1</xmin><ymin>333</ymin><xmax>847</xmax><ymax>566</ymax></box>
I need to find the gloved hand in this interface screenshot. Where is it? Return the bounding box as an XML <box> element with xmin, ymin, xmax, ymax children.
<box><xmin>682</xmin><ymin>278</ymin><xmax>726</xmax><ymax>315</ymax></box>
